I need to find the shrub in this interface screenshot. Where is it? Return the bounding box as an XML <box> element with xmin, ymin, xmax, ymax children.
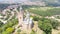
<box><xmin>33</xmin><ymin>16</ymin><xmax>40</xmax><ymax>21</ymax></box>
<box><xmin>2</xmin><ymin>27</ymin><xmax>14</xmax><ymax>34</ymax></box>
<box><xmin>50</xmin><ymin>20</ymin><xmax>60</xmax><ymax>29</ymax></box>
<box><xmin>30</xmin><ymin>30</ymin><xmax>36</xmax><ymax>34</ymax></box>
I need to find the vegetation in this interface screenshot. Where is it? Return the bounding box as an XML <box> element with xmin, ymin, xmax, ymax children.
<box><xmin>26</xmin><ymin>7</ymin><xmax>60</xmax><ymax>16</ymax></box>
<box><xmin>33</xmin><ymin>16</ymin><xmax>60</xmax><ymax>34</ymax></box>
<box><xmin>2</xmin><ymin>27</ymin><xmax>14</xmax><ymax>34</ymax></box>
<box><xmin>16</xmin><ymin>29</ymin><xmax>21</xmax><ymax>34</ymax></box>
<box><xmin>0</xmin><ymin>18</ymin><xmax>18</xmax><ymax>34</ymax></box>
<box><xmin>30</xmin><ymin>30</ymin><xmax>36</xmax><ymax>34</ymax></box>
<box><xmin>0</xmin><ymin>5</ymin><xmax>60</xmax><ymax>34</ymax></box>
<box><xmin>33</xmin><ymin>16</ymin><xmax>40</xmax><ymax>21</ymax></box>
<box><xmin>56</xmin><ymin>16</ymin><xmax>60</xmax><ymax>19</ymax></box>
<box><xmin>26</xmin><ymin>7</ymin><xmax>60</xmax><ymax>34</ymax></box>
<box><xmin>38</xmin><ymin>18</ymin><xmax>52</xmax><ymax>34</ymax></box>
<box><xmin>50</xmin><ymin>19</ymin><xmax>60</xmax><ymax>29</ymax></box>
<box><xmin>0</xmin><ymin>22</ymin><xmax>4</xmax><ymax>27</ymax></box>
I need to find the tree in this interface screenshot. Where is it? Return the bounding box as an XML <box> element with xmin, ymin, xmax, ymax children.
<box><xmin>6</xmin><ymin>27</ymin><xmax>14</xmax><ymax>34</ymax></box>
<box><xmin>33</xmin><ymin>16</ymin><xmax>40</xmax><ymax>21</ymax></box>
<box><xmin>0</xmin><ymin>22</ymin><xmax>4</xmax><ymax>27</ymax></box>
<box><xmin>2</xmin><ymin>27</ymin><xmax>14</xmax><ymax>34</ymax></box>
<box><xmin>38</xmin><ymin>20</ymin><xmax>52</xmax><ymax>34</ymax></box>
<box><xmin>0</xmin><ymin>28</ymin><xmax>2</xmax><ymax>34</ymax></box>
<box><xmin>50</xmin><ymin>20</ymin><xmax>60</xmax><ymax>29</ymax></box>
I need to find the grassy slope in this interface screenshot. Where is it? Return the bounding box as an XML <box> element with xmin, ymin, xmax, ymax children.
<box><xmin>26</xmin><ymin>7</ymin><xmax>60</xmax><ymax>16</ymax></box>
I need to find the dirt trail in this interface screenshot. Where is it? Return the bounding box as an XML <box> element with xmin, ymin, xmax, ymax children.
<box><xmin>52</xmin><ymin>29</ymin><xmax>60</xmax><ymax>34</ymax></box>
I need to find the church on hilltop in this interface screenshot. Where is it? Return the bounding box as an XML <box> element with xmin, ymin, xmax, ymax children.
<box><xmin>17</xmin><ymin>5</ymin><xmax>34</xmax><ymax>31</ymax></box>
<box><xmin>7</xmin><ymin>5</ymin><xmax>33</xmax><ymax>31</ymax></box>
<box><xmin>0</xmin><ymin>5</ymin><xmax>34</xmax><ymax>34</ymax></box>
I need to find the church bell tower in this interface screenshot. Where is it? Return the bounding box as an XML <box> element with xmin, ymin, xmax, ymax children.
<box><xmin>18</xmin><ymin>6</ymin><xmax>24</xmax><ymax>25</ymax></box>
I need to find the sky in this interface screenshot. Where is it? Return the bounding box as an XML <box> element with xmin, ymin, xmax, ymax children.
<box><xmin>0</xmin><ymin>0</ymin><xmax>59</xmax><ymax>4</ymax></box>
<box><xmin>0</xmin><ymin>0</ymin><xmax>28</xmax><ymax>3</ymax></box>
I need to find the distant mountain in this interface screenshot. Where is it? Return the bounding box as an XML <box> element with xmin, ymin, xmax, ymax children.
<box><xmin>29</xmin><ymin>0</ymin><xmax>60</xmax><ymax>6</ymax></box>
<box><xmin>0</xmin><ymin>0</ymin><xmax>60</xmax><ymax>8</ymax></box>
<box><xmin>0</xmin><ymin>0</ymin><xmax>27</xmax><ymax>3</ymax></box>
<box><xmin>0</xmin><ymin>4</ymin><xmax>10</xmax><ymax>10</ymax></box>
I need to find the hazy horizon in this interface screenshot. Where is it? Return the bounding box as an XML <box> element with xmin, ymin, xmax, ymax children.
<box><xmin>0</xmin><ymin>0</ymin><xmax>28</xmax><ymax>3</ymax></box>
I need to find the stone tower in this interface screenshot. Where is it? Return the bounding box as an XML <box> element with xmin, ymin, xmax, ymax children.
<box><xmin>18</xmin><ymin>6</ymin><xmax>24</xmax><ymax>25</ymax></box>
